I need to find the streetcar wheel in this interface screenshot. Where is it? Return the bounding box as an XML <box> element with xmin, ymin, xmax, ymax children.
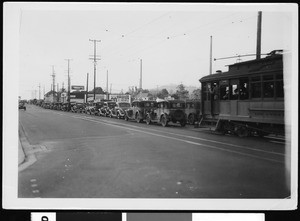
<box><xmin>236</xmin><ymin>126</ymin><xmax>249</xmax><ymax>137</ymax></box>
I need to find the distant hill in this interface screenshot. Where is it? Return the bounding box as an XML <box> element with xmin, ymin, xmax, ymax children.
<box><xmin>148</xmin><ymin>84</ymin><xmax>199</xmax><ymax>95</ymax></box>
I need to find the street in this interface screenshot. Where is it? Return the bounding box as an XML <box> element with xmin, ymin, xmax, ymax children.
<box><xmin>18</xmin><ymin>105</ymin><xmax>290</xmax><ymax>198</ymax></box>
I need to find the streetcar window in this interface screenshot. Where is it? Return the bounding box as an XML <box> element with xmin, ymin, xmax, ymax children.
<box><xmin>276</xmin><ymin>81</ymin><xmax>284</xmax><ymax>98</ymax></box>
<box><xmin>239</xmin><ymin>78</ymin><xmax>249</xmax><ymax>100</ymax></box>
<box><xmin>220</xmin><ymin>85</ymin><xmax>229</xmax><ymax>100</ymax></box>
<box><xmin>230</xmin><ymin>79</ymin><xmax>239</xmax><ymax>100</ymax></box>
<box><xmin>263</xmin><ymin>82</ymin><xmax>274</xmax><ymax>98</ymax></box>
<box><xmin>202</xmin><ymin>83</ymin><xmax>210</xmax><ymax>101</ymax></box>
<box><xmin>251</xmin><ymin>82</ymin><xmax>262</xmax><ymax>98</ymax></box>
<box><xmin>262</xmin><ymin>74</ymin><xmax>275</xmax><ymax>99</ymax></box>
<box><xmin>211</xmin><ymin>82</ymin><xmax>219</xmax><ymax>100</ymax></box>
<box><xmin>275</xmin><ymin>74</ymin><xmax>284</xmax><ymax>98</ymax></box>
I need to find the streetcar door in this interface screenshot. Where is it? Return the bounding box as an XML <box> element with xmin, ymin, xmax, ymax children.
<box><xmin>202</xmin><ymin>82</ymin><xmax>219</xmax><ymax>117</ymax></box>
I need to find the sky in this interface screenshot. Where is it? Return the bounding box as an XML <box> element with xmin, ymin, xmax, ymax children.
<box><xmin>13</xmin><ymin>3</ymin><xmax>296</xmax><ymax>100</ymax></box>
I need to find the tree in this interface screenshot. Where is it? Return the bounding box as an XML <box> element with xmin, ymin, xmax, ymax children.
<box><xmin>90</xmin><ymin>87</ymin><xmax>104</xmax><ymax>94</ymax></box>
<box><xmin>191</xmin><ymin>88</ymin><xmax>201</xmax><ymax>100</ymax></box>
<box><xmin>175</xmin><ymin>83</ymin><xmax>189</xmax><ymax>100</ymax></box>
<box><xmin>157</xmin><ymin>88</ymin><xmax>169</xmax><ymax>99</ymax></box>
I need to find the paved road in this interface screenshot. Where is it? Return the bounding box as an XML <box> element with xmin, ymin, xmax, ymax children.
<box><xmin>18</xmin><ymin>105</ymin><xmax>290</xmax><ymax>198</ymax></box>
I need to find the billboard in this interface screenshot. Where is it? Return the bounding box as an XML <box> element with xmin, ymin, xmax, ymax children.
<box><xmin>71</xmin><ymin>85</ymin><xmax>85</xmax><ymax>91</ymax></box>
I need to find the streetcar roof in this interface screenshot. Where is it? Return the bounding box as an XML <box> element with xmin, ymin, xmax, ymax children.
<box><xmin>199</xmin><ymin>50</ymin><xmax>283</xmax><ymax>83</ymax></box>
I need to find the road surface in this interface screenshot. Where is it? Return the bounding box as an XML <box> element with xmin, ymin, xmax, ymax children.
<box><xmin>18</xmin><ymin>105</ymin><xmax>290</xmax><ymax>198</ymax></box>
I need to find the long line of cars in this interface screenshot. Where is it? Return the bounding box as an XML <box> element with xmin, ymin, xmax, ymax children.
<box><xmin>40</xmin><ymin>99</ymin><xmax>201</xmax><ymax>127</ymax></box>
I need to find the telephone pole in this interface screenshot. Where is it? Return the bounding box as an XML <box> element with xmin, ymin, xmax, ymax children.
<box><xmin>106</xmin><ymin>70</ymin><xmax>109</xmax><ymax>100</ymax></box>
<box><xmin>139</xmin><ymin>59</ymin><xmax>143</xmax><ymax>90</ymax></box>
<box><xmin>50</xmin><ymin>66</ymin><xmax>56</xmax><ymax>93</ymax></box>
<box><xmin>86</xmin><ymin>73</ymin><xmax>89</xmax><ymax>103</ymax></box>
<box><xmin>209</xmin><ymin>36</ymin><xmax>213</xmax><ymax>75</ymax></box>
<box><xmin>38</xmin><ymin>84</ymin><xmax>40</xmax><ymax>100</ymax></box>
<box><xmin>89</xmin><ymin>39</ymin><xmax>101</xmax><ymax>100</ymax></box>
<box><xmin>65</xmin><ymin>59</ymin><xmax>72</xmax><ymax>111</ymax></box>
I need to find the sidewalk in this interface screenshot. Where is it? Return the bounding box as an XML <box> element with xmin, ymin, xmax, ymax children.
<box><xmin>18</xmin><ymin>137</ymin><xmax>25</xmax><ymax>165</ymax></box>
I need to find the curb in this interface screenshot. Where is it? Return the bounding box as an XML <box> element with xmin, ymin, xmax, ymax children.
<box><xmin>18</xmin><ymin>123</ymin><xmax>38</xmax><ymax>172</ymax></box>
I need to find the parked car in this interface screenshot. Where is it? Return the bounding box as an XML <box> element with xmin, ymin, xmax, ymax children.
<box><xmin>84</xmin><ymin>102</ymin><xmax>94</xmax><ymax>114</ymax></box>
<box><xmin>71</xmin><ymin>103</ymin><xmax>85</xmax><ymax>113</ymax></box>
<box><xmin>100</xmin><ymin>101</ymin><xmax>117</xmax><ymax>117</ymax></box>
<box><xmin>89</xmin><ymin>101</ymin><xmax>104</xmax><ymax>115</ymax></box>
<box><xmin>61</xmin><ymin>103</ymin><xmax>69</xmax><ymax>111</ymax></box>
<box><xmin>53</xmin><ymin>102</ymin><xmax>62</xmax><ymax>110</ymax></box>
<box><xmin>19</xmin><ymin>102</ymin><xmax>26</xmax><ymax>110</ymax></box>
<box><xmin>184</xmin><ymin>100</ymin><xmax>201</xmax><ymax>125</ymax></box>
<box><xmin>124</xmin><ymin>100</ymin><xmax>157</xmax><ymax>123</ymax></box>
<box><xmin>145</xmin><ymin>100</ymin><xmax>187</xmax><ymax>127</ymax></box>
<box><xmin>109</xmin><ymin>102</ymin><xmax>131</xmax><ymax>119</ymax></box>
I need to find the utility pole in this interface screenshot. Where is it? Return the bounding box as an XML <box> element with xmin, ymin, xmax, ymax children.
<box><xmin>256</xmin><ymin>11</ymin><xmax>262</xmax><ymax>59</ymax></box>
<box><xmin>110</xmin><ymin>83</ymin><xmax>112</xmax><ymax>94</ymax></box>
<box><xmin>38</xmin><ymin>83</ymin><xmax>41</xmax><ymax>100</ymax></box>
<box><xmin>65</xmin><ymin>59</ymin><xmax>72</xmax><ymax>111</ymax></box>
<box><xmin>89</xmin><ymin>39</ymin><xmax>101</xmax><ymax>100</ymax></box>
<box><xmin>139</xmin><ymin>59</ymin><xmax>142</xmax><ymax>90</ymax></box>
<box><xmin>50</xmin><ymin>66</ymin><xmax>56</xmax><ymax>92</ymax></box>
<box><xmin>209</xmin><ymin>36</ymin><xmax>213</xmax><ymax>75</ymax></box>
<box><xmin>106</xmin><ymin>70</ymin><xmax>109</xmax><ymax>100</ymax></box>
<box><xmin>86</xmin><ymin>73</ymin><xmax>89</xmax><ymax>103</ymax></box>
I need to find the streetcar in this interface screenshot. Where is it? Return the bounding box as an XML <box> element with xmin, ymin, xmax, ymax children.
<box><xmin>199</xmin><ymin>50</ymin><xmax>285</xmax><ymax>137</ymax></box>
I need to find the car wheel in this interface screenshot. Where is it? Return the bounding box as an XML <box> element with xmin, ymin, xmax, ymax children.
<box><xmin>180</xmin><ymin>120</ymin><xmax>186</xmax><ymax>127</ymax></box>
<box><xmin>161</xmin><ymin>114</ymin><xmax>168</xmax><ymax>127</ymax></box>
<box><xmin>146</xmin><ymin>114</ymin><xmax>151</xmax><ymax>125</ymax></box>
<box><xmin>188</xmin><ymin>114</ymin><xmax>195</xmax><ymax>125</ymax></box>
<box><xmin>136</xmin><ymin>113</ymin><xmax>142</xmax><ymax>123</ymax></box>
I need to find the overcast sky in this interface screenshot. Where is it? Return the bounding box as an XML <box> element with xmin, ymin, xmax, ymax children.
<box><xmin>8</xmin><ymin>3</ymin><xmax>296</xmax><ymax>99</ymax></box>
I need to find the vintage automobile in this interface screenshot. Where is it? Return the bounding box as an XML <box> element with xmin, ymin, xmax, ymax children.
<box><xmin>84</xmin><ymin>102</ymin><xmax>95</xmax><ymax>115</ymax></box>
<box><xmin>89</xmin><ymin>101</ymin><xmax>104</xmax><ymax>115</ymax></box>
<box><xmin>71</xmin><ymin>103</ymin><xmax>85</xmax><ymax>113</ymax></box>
<box><xmin>109</xmin><ymin>102</ymin><xmax>131</xmax><ymax>119</ymax></box>
<box><xmin>99</xmin><ymin>101</ymin><xmax>117</xmax><ymax>117</ymax></box>
<box><xmin>19</xmin><ymin>101</ymin><xmax>26</xmax><ymax>111</ymax></box>
<box><xmin>42</xmin><ymin>102</ymin><xmax>50</xmax><ymax>109</ymax></box>
<box><xmin>184</xmin><ymin>100</ymin><xmax>201</xmax><ymax>125</ymax></box>
<box><xmin>61</xmin><ymin>103</ymin><xmax>69</xmax><ymax>111</ymax></box>
<box><xmin>145</xmin><ymin>100</ymin><xmax>187</xmax><ymax>127</ymax></box>
<box><xmin>53</xmin><ymin>102</ymin><xmax>62</xmax><ymax>110</ymax></box>
<box><xmin>124</xmin><ymin>100</ymin><xmax>157</xmax><ymax>123</ymax></box>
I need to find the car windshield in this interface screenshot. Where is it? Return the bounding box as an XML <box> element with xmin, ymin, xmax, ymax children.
<box><xmin>171</xmin><ymin>103</ymin><xmax>185</xmax><ymax>108</ymax></box>
<box><xmin>144</xmin><ymin>102</ymin><xmax>157</xmax><ymax>107</ymax></box>
<box><xmin>119</xmin><ymin>103</ymin><xmax>130</xmax><ymax>108</ymax></box>
<box><xmin>108</xmin><ymin>103</ymin><xmax>116</xmax><ymax>108</ymax></box>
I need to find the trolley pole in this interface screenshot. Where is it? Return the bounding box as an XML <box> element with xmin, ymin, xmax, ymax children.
<box><xmin>256</xmin><ymin>11</ymin><xmax>262</xmax><ymax>60</ymax></box>
<box><xmin>89</xmin><ymin>39</ymin><xmax>101</xmax><ymax>101</ymax></box>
